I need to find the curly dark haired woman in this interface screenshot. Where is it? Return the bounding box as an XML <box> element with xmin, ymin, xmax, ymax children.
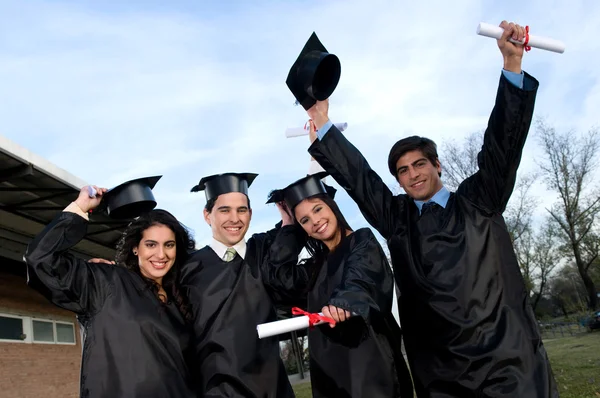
<box><xmin>24</xmin><ymin>185</ymin><xmax>196</xmax><ymax>398</ymax></box>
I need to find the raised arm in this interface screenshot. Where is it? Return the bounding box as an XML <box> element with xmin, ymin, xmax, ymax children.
<box><xmin>306</xmin><ymin>113</ymin><xmax>407</xmax><ymax>240</ymax></box>
<box><xmin>262</xmin><ymin>224</ymin><xmax>311</xmax><ymax>306</ymax></box>
<box><xmin>24</xmin><ymin>187</ymin><xmax>112</xmax><ymax>315</ymax></box>
<box><xmin>260</xmin><ymin>202</ymin><xmax>310</xmax><ymax>306</ymax></box>
<box><xmin>460</xmin><ymin>21</ymin><xmax>539</xmax><ymax>213</ymax></box>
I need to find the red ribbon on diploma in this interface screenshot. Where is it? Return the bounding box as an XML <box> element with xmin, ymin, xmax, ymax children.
<box><xmin>291</xmin><ymin>307</ymin><xmax>336</xmax><ymax>329</ymax></box>
<box><xmin>524</xmin><ymin>26</ymin><xmax>532</xmax><ymax>52</ymax></box>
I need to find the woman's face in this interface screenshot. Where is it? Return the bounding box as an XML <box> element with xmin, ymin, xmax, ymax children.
<box><xmin>294</xmin><ymin>197</ymin><xmax>339</xmax><ymax>243</ymax></box>
<box><xmin>134</xmin><ymin>224</ymin><xmax>177</xmax><ymax>284</ymax></box>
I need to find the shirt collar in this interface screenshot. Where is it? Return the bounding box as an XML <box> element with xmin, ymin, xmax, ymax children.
<box><xmin>414</xmin><ymin>186</ymin><xmax>450</xmax><ymax>215</ymax></box>
<box><xmin>210</xmin><ymin>238</ymin><xmax>247</xmax><ymax>260</ymax></box>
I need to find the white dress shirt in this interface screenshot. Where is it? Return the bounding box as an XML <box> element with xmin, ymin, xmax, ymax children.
<box><xmin>210</xmin><ymin>238</ymin><xmax>247</xmax><ymax>260</ymax></box>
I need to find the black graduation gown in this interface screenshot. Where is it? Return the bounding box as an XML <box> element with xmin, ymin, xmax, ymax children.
<box><xmin>266</xmin><ymin>225</ymin><xmax>414</xmax><ymax>398</ymax></box>
<box><xmin>24</xmin><ymin>212</ymin><xmax>196</xmax><ymax>398</ymax></box>
<box><xmin>180</xmin><ymin>226</ymin><xmax>296</xmax><ymax>398</ymax></box>
<box><xmin>308</xmin><ymin>72</ymin><xmax>559</xmax><ymax>397</ymax></box>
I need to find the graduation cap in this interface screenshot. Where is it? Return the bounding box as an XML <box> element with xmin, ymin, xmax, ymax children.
<box><xmin>266</xmin><ymin>172</ymin><xmax>337</xmax><ymax>210</ymax></box>
<box><xmin>286</xmin><ymin>32</ymin><xmax>341</xmax><ymax>110</ymax></box>
<box><xmin>191</xmin><ymin>172</ymin><xmax>258</xmax><ymax>202</ymax></box>
<box><xmin>97</xmin><ymin>176</ymin><xmax>161</xmax><ymax>219</ymax></box>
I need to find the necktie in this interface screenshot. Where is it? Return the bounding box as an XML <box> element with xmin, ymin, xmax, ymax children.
<box><xmin>421</xmin><ymin>201</ymin><xmax>436</xmax><ymax>215</ymax></box>
<box><xmin>223</xmin><ymin>247</ymin><xmax>237</xmax><ymax>262</ymax></box>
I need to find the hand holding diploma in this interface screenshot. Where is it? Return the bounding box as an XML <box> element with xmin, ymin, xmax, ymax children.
<box><xmin>322</xmin><ymin>305</ymin><xmax>352</xmax><ymax>327</ymax></box>
<box><xmin>286</xmin><ymin>122</ymin><xmax>347</xmax><ymax>138</ymax></box>
<box><xmin>76</xmin><ymin>185</ymin><xmax>106</xmax><ymax>213</ymax></box>
<box><xmin>477</xmin><ymin>21</ymin><xmax>565</xmax><ymax>54</ymax></box>
<box><xmin>257</xmin><ymin>306</ymin><xmax>355</xmax><ymax>339</ymax></box>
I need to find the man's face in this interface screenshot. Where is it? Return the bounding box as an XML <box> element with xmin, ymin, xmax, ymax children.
<box><xmin>395</xmin><ymin>149</ymin><xmax>443</xmax><ymax>201</ymax></box>
<box><xmin>203</xmin><ymin>192</ymin><xmax>252</xmax><ymax>246</ymax></box>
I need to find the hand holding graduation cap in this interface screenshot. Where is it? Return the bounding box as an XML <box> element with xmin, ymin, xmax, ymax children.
<box><xmin>75</xmin><ymin>185</ymin><xmax>107</xmax><ymax>213</ymax></box>
<box><xmin>307</xmin><ymin>120</ymin><xmax>318</xmax><ymax>145</ymax></box>
<box><xmin>275</xmin><ymin>201</ymin><xmax>295</xmax><ymax>226</ymax></box>
<box><xmin>306</xmin><ymin>99</ymin><xmax>330</xmax><ymax>132</ymax></box>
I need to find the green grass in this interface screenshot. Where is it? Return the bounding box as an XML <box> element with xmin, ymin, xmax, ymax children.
<box><xmin>292</xmin><ymin>332</ymin><xmax>600</xmax><ymax>398</ymax></box>
<box><xmin>291</xmin><ymin>381</ymin><xmax>312</xmax><ymax>397</ymax></box>
<box><xmin>545</xmin><ymin>333</ymin><xmax>600</xmax><ymax>397</ymax></box>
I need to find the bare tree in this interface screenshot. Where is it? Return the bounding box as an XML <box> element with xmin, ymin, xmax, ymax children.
<box><xmin>512</xmin><ymin>218</ymin><xmax>561</xmax><ymax>311</ymax></box>
<box><xmin>507</xmin><ymin>174</ymin><xmax>542</xmax><ymax>297</ymax></box>
<box><xmin>547</xmin><ymin>264</ymin><xmax>589</xmax><ymax>316</ymax></box>
<box><xmin>536</xmin><ymin>119</ymin><xmax>600</xmax><ymax>309</ymax></box>
<box><xmin>530</xmin><ymin>220</ymin><xmax>561</xmax><ymax>311</ymax></box>
<box><xmin>440</xmin><ymin>131</ymin><xmax>482</xmax><ymax>191</ymax></box>
<box><xmin>440</xmin><ymin>131</ymin><xmax>538</xmax><ymax>242</ymax></box>
<box><xmin>504</xmin><ymin>173</ymin><xmax>539</xmax><ymax>242</ymax></box>
<box><xmin>514</xmin><ymin>227</ymin><xmax>536</xmax><ymax>295</ymax></box>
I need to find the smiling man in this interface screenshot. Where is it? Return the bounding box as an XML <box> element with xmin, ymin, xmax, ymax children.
<box><xmin>298</xmin><ymin>21</ymin><xmax>558</xmax><ymax>398</ymax></box>
<box><xmin>179</xmin><ymin>172</ymin><xmax>296</xmax><ymax>398</ymax></box>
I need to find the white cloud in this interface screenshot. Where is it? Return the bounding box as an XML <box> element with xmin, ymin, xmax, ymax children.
<box><xmin>0</xmin><ymin>0</ymin><xmax>599</xmax><ymax>247</ymax></box>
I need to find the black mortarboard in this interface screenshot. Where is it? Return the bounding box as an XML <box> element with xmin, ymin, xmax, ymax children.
<box><xmin>98</xmin><ymin>175</ymin><xmax>161</xmax><ymax>219</ymax></box>
<box><xmin>266</xmin><ymin>172</ymin><xmax>337</xmax><ymax>210</ymax></box>
<box><xmin>191</xmin><ymin>172</ymin><xmax>258</xmax><ymax>202</ymax></box>
<box><xmin>286</xmin><ymin>32</ymin><xmax>341</xmax><ymax>110</ymax></box>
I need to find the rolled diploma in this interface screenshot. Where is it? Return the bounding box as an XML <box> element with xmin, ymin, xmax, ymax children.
<box><xmin>257</xmin><ymin>314</ymin><xmax>322</xmax><ymax>339</ymax></box>
<box><xmin>87</xmin><ymin>186</ymin><xmax>97</xmax><ymax>198</ymax></box>
<box><xmin>257</xmin><ymin>312</ymin><xmax>357</xmax><ymax>339</ymax></box>
<box><xmin>285</xmin><ymin>122</ymin><xmax>348</xmax><ymax>138</ymax></box>
<box><xmin>476</xmin><ymin>22</ymin><xmax>566</xmax><ymax>54</ymax></box>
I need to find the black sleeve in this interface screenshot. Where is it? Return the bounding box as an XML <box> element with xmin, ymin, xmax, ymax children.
<box><xmin>247</xmin><ymin>220</ymin><xmax>283</xmax><ymax>265</ymax></box>
<box><xmin>328</xmin><ymin>229</ymin><xmax>394</xmax><ymax>320</ymax></box>
<box><xmin>261</xmin><ymin>224</ymin><xmax>311</xmax><ymax>306</ymax></box>
<box><xmin>308</xmin><ymin>126</ymin><xmax>408</xmax><ymax>240</ymax></box>
<box><xmin>459</xmin><ymin>72</ymin><xmax>539</xmax><ymax>213</ymax></box>
<box><xmin>24</xmin><ymin>211</ymin><xmax>112</xmax><ymax>315</ymax></box>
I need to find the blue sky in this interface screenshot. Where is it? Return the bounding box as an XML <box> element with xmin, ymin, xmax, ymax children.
<box><xmin>0</xmin><ymin>0</ymin><xmax>599</xmax><ymax>249</ymax></box>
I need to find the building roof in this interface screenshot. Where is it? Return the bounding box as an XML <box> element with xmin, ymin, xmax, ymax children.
<box><xmin>0</xmin><ymin>134</ymin><xmax>129</xmax><ymax>263</ymax></box>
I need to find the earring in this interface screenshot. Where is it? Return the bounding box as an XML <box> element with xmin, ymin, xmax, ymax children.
<box><xmin>133</xmin><ymin>250</ymin><xmax>138</xmax><ymax>255</ymax></box>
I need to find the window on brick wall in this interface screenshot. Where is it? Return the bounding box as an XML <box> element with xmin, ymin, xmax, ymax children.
<box><xmin>31</xmin><ymin>318</ymin><xmax>76</xmax><ymax>345</ymax></box>
<box><xmin>32</xmin><ymin>319</ymin><xmax>55</xmax><ymax>343</ymax></box>
<box><xmin>0</xmin><ymin>313</ymin><xmax>75</xmax><ymax>345</ymax></box>
<box><xmin>0</xmin><ymin>313</ymin><xmax>31</xmax><ymax>343</ymax></box>
<box><xmin>56</xmin><ymin>321</ymin><xmax>76</xmax><ymax>344</ymax></box>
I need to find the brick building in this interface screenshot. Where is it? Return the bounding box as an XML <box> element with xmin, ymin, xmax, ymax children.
<box><xmin>0</xmin><ymin>265</ymin><xmax>82</xmax><ymax>397</ymax></box>
<box><xmin>0</xmin><ymin>135</ymin><xmax>127</xmax><ymax>397</ymax></box>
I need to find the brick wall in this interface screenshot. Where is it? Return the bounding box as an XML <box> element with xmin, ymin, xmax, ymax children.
<box><xmin>0</xmin><ymin>271</ymin><xmax>81</xmax><ymax>398</ymax></box>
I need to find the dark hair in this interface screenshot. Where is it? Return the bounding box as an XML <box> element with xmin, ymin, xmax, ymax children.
<box><xmin>387</xmin><ymin>135</ymin><xmax>441</xmax><ymax>179</ymax></box>
<box><xmin>115</xmin><ymin>209</ymin><xmax>196</xmax><ymax>323</ymax></box>
<box><xmin>205</xmin><ymin>195</ymin><xmax>251</xmax><ymax>212</ymax></box>
<box><xmin>293</xmin><ymin>194</ymin><xmax>353</xmax><ymax>290</ymax></box>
